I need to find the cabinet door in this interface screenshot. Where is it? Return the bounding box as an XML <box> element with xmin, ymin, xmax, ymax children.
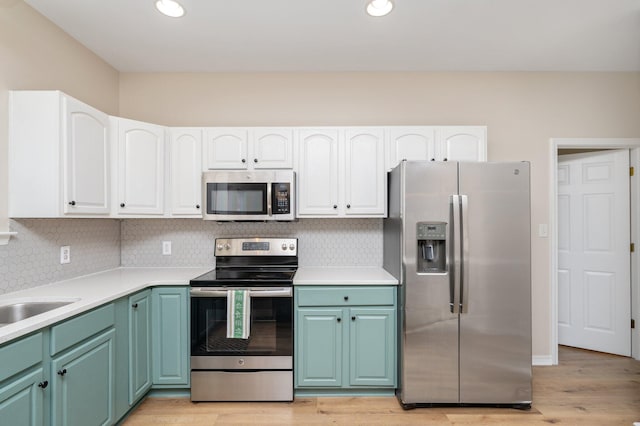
<box><xmin>297</xmin><ymin>130</ymin><xmax>340</xmax><ymax>216</ymax></box>
<box><xmin>204</xmin><ymin>128</ymin><xmax>248</xmax><ymax>169</ymax></box>
<box><xmin>295</xmin><ymin>308</ymin><xmax>343</xmax><ymax>387</ymax></box>
<box><xmin>0</xmin><ymin>368</ymin><xmax>45</xmax><ymax>426</ymax></box>
<box><xmin>251</xmin><ymin>128</ymin><xmax>293</xmax><ymax>169</ymax></box>
<box><xmin>170</xmin><ymin>128</ymin><xmax>203</xmax><ymax>215</ymax></box>
<box><xmin>152</xmin><ymin>287</ymin><xmax>189</xmax><ymax>386</ymax></box>
<box><xmin>117</xmin><ymin>118</ymin><xmax>165</xmax><ymax>215</ymax></box>
<box><xmin>349</xmin><ymin>307</ymin><xmax>396</xmax><ymax>387</ymax></box>
<box><xmin>129</xmin><ymin>290</ymin><xmax>151</xmax><ymax>404</ymax></box>
<box><xmin>63</xmin><ymin>95</ymin><xmax>110</xmax><ymax>215</ymax></box>
<box><xmin>344</xmin><ymin>128</ymin><xmax>386</xmax><ymax>216</ymax></box>
<box><xmin>437</xmin><ymin>126</ymin><xmax>487</xmax><ymax>162</ymax></box>
<box><xmin>51</xmin><ymin>329</ymin><xmax>115</xmax><ymax>426</ymax></box>
<box><xmin>387</xmin><ymin>127</ymin><xmax>437</xmax><ymax>170</ymax></box>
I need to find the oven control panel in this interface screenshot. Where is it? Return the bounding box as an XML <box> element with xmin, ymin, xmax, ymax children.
<box><xmin>215</xmin><ymin>238</ymin><xmax>297</xmax><ymax>256</ymax></box>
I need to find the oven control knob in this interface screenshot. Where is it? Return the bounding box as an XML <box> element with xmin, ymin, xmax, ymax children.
<box><xmin>238</xmin><ymin>359</ymin><xmax>245</xmax><ymax>366</ymax></box>
<box><xmin>281</xmin><ymin>243</ymin><xmax>287</xmax><ymax>250</ymax></box>
<box><xmin>289</xmin><ymin>243</ymin><xmax>295</xmax><ymax>251</ymax></box>
<box><xmin>224</xmin><ymin>243</ymin><xmax>231</xmax><ymax>250</ymax></box>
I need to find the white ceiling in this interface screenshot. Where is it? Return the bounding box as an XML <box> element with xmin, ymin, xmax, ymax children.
<box><xmin>24</xmin><ymin>0</ymin><xmax>640</xmax><ymax>72</ymax></box>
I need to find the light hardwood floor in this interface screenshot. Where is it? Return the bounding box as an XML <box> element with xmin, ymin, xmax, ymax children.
<box><xmin>123</xmin><ymin>346</ymin><xmax>640</xmax><ymax>425</ymax></box>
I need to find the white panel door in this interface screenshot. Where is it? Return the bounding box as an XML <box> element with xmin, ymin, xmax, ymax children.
<box><xmin>63</xmin><ymin>95</ymin><xmax>110</xmax><ymax>214</ymax></box>
<box><xmin>251</xmin><ymin>128</ymin><xmax>293</xmax><ymax>169</ymax></box>
<box><xmin>297</xmin><ymin>129</ymin><xmax>339</xmax><ymax>216</ymax></box>
<box><xmin>437</xmin><ymin>126</ymin><xmax>487</xmax><ymax>162</ymax></box>
<box><xmin>204</xmin><ymin>128</ymin><xmax>248</xmax><ymax>169</ymax></box>
<box><xmin>344</xmin><ymin>128</ymin><xmax>386</xmax><ymax>216</ymax></box>
<box><xmin>117</xmin><ymin>119</ymin><xmax>165</xmax><ymax>215</ymax></box>
<box><xmin>170</xmin><ymin>128</ymin><xmax>202</xmax><ymax>216</ymax></box>
<box><xmin>386</xmin><ymin>127</ymin><xmax>436</xmax><ymax>170</ymax></box>
<box><xmin>557</xmin><ymin>149</ymin><xmax>631</xmax><ymax>356</ymax></box>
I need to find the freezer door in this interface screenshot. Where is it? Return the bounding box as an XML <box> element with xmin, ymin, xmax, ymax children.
<box><xmin>399</xmin><ymin>161</ymin><xmax>460</xmax><ymax>404</ymax></box>
<box><xmin>458</xmin><ymin>162</ymin><xmax>532</xmax><ymax>405</ymax></box>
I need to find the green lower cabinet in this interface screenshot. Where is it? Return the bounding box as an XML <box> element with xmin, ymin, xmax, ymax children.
<box><xmin>129</xmin><ymin>290</ymin><xmax>152</xmax><ymax>403</ymax></box>
<box><xmin>151</xmin><ymin>287</ymin><xmax>189</xmax><ymax>387</ymax></box>
<box><xmin>0</xmin><ymin>368</ymin><xmax>46</xmax><ymax>426</ymax></box>
<box><xmin>296</xmin><ymin>308</ymin><xmax>343</xmax><ymax>387</ymax></box>
<box><xmin>51</xmin><ymin>329</ymin><xmax>115</xmax><ymax>426</ymax></box>
<box><xmin>295</xmin><ymin>286</ymin><xmax>397</xmax><ymax>392</ymax></box>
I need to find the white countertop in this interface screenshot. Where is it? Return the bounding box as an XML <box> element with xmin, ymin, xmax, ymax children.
<box><xmin>0</xmin><ymin>267</ymin><xmax>209</xmax><ymax>345</ymax></box>
<box><xmin>293</xmin><ymin>267</ymin><xmax>398</xmax><ymax>286</ymax></box>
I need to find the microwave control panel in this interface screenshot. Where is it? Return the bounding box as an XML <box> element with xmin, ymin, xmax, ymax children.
<box><xmin>272</xmin><ymin>183</ymin><xmax>291</xmax><ymax>214</ymax></box>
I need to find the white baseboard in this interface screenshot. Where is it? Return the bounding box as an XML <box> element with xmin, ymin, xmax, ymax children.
<box><xmin>532</xmin><ymin>355</ymin><xmax>554</xmax><ymax>366</ymax></box>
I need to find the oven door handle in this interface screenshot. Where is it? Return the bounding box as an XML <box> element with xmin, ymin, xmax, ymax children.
<box><xmin>190</xmin><ymin>287</ymin><xmax>292</xmax><ymax>298</ymax></box>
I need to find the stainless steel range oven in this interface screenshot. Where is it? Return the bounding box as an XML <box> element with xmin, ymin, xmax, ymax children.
<box><xmin>190</xmin><ymin>237</ymin><xmax>297</xmax><ymax>402</ymax></box>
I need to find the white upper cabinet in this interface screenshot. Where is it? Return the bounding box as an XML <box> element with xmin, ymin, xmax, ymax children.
<box><xmin>297</xmin><ymin>129</ymin><xmax>340</xmax><ymax>216</ymax></box>
<box><xmin>344</xmin><ymin>128</ymin><xmax>386</xmax><ymax>216</ymax></box>
<box><xmin>251</xmin><ymin>128</ymin><xmax>294</xmax><ymax>169</ymax></box>
<box><xmin>170</xmin><ymin>128</ymin><xmax>202</xmax><ymax>216</ymax></box>
<box><xmin>9</xmin><ymin>91</ymin><xmax>110</xmax><ymax>217</ymax></box>
<box><xmin>203</xmin><ymin>128</ymin><xmax>293</xmax><ymax>170</ymax></box>
<box><xmin>437</xmin><ymin>126</ymin><xmax>487</xmax><ymax>162</ymax></box>
<box><xmin>386</xmin><ymin>126</ymin><xmax>487</xmax><ymax>170</ymax></box>
<box><xmin>114</xmin><ymin>118</ymin><xmax>165</xmax><ymax>215</ymax></box>
<box><xmin>297</xmin><ymin>128</ymin><xmax>386</xmax><ymax>218</ymax></box>
<box><xmin>386</xmin><ymin>127</ymin><xmax>437</xmax><ymax>169</ymax></box>
<box><xmin>203</xmin><ymin>128</ymin><xmax>248</xmax><ymax>169</ymax></box>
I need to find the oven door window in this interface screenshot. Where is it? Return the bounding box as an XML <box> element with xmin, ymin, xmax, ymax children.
<box><xmin>191</xmin><ymin>296</ymin><xmax>292</xmax><ymax>357</ymax></box>
<box><xmin>206</xmin><ymin>183</ymin><xmax>267</xmax><ymax>215</ymax></box>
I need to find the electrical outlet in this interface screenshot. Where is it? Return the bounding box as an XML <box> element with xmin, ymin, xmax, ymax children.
<box><xmin>60</xmin><ymin>246</ymin><xmax>71</xmax><ymax>264</ymax></box>
<box><xmin>162</xmin><ymin>241</ymin><xmax>172</xmax><ymax>255</ymax></box>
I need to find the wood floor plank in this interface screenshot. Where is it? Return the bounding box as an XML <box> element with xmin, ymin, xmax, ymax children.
<box><xmin>122</xmin><ymin>346</ymin><xmax>640</xmax><ymax>425</ymax></box>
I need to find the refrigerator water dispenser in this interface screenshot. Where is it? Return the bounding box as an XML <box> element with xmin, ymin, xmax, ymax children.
<box><xmin>417</xmin><ymin>222</ymin><xmax>447</xmax><ymax>273</ymax></box>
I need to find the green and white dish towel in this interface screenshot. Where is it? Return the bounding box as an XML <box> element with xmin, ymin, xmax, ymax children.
<box><xmin>227</xmin><ymin>289</ymin><xmax>250</xmax><ymax>339</ymax></box>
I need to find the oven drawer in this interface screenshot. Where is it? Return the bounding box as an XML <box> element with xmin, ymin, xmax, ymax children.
<box><xmin>296</xmin><ymin>286</ymin><xmax>395</xmax><ymax>307</ymax></box>
<box><xmin>191</xmin><ymin>370</ymin><xmax>293</xmax><ymax>401</ymax></box>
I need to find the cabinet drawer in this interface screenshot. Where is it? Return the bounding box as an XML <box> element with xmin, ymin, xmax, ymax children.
<box><xmin>296</xmin><ymin>286</ymin><xmax>395</xmax><ymax>307</ymax></box>
<box><xmin>50</xmin><ymin>303</ymin><xmax>115</xmax><ymax>356</ymax></box>
<box><xmin>0</xmin><ymin>333</ymin><xmax>43</xmax><ymax>382</ymax></box>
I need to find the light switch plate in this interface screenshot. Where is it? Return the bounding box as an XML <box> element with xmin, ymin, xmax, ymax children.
<box><xmin>162</xmin><ymin>241</ymin><xmax>172</xmax><ymax>255</ymax></box>
<box><xmin>60</xmin><ymin>246</ymin><xmax>71</xmax><ymax>264</ymax></box>
<box><xmin>538</xmin><ymin>224</ymin><xmax>548</xmax><ymax>238</ymax></box>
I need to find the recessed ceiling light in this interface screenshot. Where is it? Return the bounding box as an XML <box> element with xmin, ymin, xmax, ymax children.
<box><xmin>366</xmin><ymin>0</ymin><xmax>394</xmax><ymax>17</ymax></box>
<box><xmin>155</xmin><ymin>0</ymin><xmax>185</xmax><ymax>18</ymax></box>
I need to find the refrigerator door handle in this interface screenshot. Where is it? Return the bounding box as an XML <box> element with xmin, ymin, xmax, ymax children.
<box><xmin>460</xmin><ymin>194</ymin><xmax>470</xmax><ymax>313</ymax></box>
<box><xmin>450</xmin><ymin>194</ymin><xmax>461</xmax><ymax>314</ymax></box>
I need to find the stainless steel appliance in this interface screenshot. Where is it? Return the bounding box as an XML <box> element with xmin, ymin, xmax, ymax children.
<box><xmin>383</xmin><ymin>161</ymin><xmax>531</xmax><ymax>409</ymax></box>
<box><xmin>202</xmin><ymin>170</ymin><xmax>295</xmax><ymax>221</ymax></box>
<box><xmin>190</xmin><ymin>237</ymin><xmax>297</xmax><ymax>401</ymax></box>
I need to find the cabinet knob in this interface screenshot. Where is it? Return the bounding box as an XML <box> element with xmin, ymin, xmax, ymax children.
<box><xmin>430</xmin><ymin>158</ymin><xmax>435</xmax><ymax>161</ymax></box>
<box><xmin>196</xmin><ymin>204</ymin><xmax>200</xmax><ymax>209</ymax></box>
<box><xmin>337</xmin><ymin>318</ymin><xmax>342</xmax><ymax>323</ymax></box>
<box><xmin>120</xmin><ymin>203</ymin><xmax>125</xmax><ymax>208</ymax></box>
<box><xmin>443</xmin><ymin>158</ymin><xmax>448</xmax><ymax>161</ymax></box>
<box><xmin>333</xmin><ymin>205</ymin><xmax>338</xmax><ymax>209</ymax></box>
<box><xmin>57</xmin><ymin>369</ymin><xmax>67</xmax><ymax>377</ymax></box>
<box><xmin>346</xmin><ymin>204</ymin><xmax>351</xmax><ymax>209</ymax></box>
<box><xmin>241</xmin><ymin>159</ymin><xmax>246</xmax><ymax>163</ymax></box>
<box><xmin>344</xmin><ymin>296</ymin><xmax>349</xmax><ymax>301</ymax></box>
<box><xmin>68</xmin><ymin>201</ymin><xmax>76</xmax><ymax>206</ymax></box>
<box><xmin>351</xmin><ymin>316</ymin><xmax>356</xmax><ymax>321</ymax></box>
<box><xmin>132</xmin><ymin>303</ymin><xmax>138</xmax><ymax>309</ymax></box>
<box><xmin>254</xmin><ymin>158</ymin><xmax>258</xmax><ymax>163</ymax></box>
<box><xmin>38</xmin><ymin>380</ymin><xmax>48</xmax><ymax>389</ymax></box>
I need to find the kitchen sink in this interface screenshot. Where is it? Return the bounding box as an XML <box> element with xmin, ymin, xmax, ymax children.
<box><xmin>0</xmin><ymin>300</ymin><xmax>79</xmax><ymax>327</ymax></box>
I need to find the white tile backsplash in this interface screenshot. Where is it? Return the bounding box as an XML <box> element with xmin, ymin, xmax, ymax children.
<box><xmin>0</xmin><ymin>218</ymin><xmax>383</xmax><ymax>295</ymax></box>
<box><xmin>120</xmin><ymin>218</ymin><xmax>383</xmax><ymax>268</ymax></box>
<box><xmin>0</xmin><ymin>219</ymin><xmax>121</xmax><ymax>295</ymax></box>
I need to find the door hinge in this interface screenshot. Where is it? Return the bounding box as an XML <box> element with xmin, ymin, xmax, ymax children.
<box><xmin>631</xmin><ymin>167</ymin><xmax>635</xmax><ymax>177</ymax></box>
<box><xmin>632</xmin><ymin>319</ymin><xmax>636</xmax><ymax>329</ymax></box>
<box><xmin>632</xmin><ymin>243</ymin><xmax>635</xmax><ymax>253</ymax></box>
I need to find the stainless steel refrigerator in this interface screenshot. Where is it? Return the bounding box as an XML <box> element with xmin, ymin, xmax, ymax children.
<box><xmin>383</xmin><ymin>161</ymin><xmax>531</xmax><ymax>409</ymax></box>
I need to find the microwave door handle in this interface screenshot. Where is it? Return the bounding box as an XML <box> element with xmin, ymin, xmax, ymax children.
<box><xmin>267</xmin><ymin>183</ymin><xmax>273</xmax><ymax>216</ymax></box>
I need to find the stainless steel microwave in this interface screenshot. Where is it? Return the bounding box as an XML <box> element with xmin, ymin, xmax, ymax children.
<box><xmin>202</xmin><ymin>170</ymin><xmax>296</xmax><ymax>221</ymax></box>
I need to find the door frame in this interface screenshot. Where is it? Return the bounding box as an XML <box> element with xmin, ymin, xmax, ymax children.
<box><xmin>549</xmin><ymin>138</ymin><xmax>640</xmax><ymax>364</ymax></box>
